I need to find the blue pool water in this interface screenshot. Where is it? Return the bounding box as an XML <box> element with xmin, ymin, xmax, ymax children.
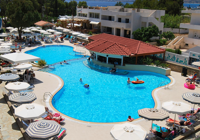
<box><xmin>26</xmin><ymin>45</ymin><xmax>82</xmax><ymax>64</ymax></box>
<box><xmin>41</xmin><ymin>60</ymin><xmax>171</xmax><ymax>123</ymax></box>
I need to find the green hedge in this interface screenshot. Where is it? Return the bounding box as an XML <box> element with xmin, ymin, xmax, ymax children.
<box><xmin>166</xmin><ymin>49</ymin><xmax>182</xmax><ymax>54</ymax></box>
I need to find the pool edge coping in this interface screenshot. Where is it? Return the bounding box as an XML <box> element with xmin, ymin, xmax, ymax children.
<box><xmin>47</xmin><ymin>72</ymin><xmax>175</xmax><ymax>125</ymax></box>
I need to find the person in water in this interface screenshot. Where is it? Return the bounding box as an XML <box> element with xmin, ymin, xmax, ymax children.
<box><xmin>80</xmin><ymin>78</ymin><xmax>82</xmax><ymax>82</ymax></box>
<box><xmin>84</xmin><ymin>84</ymin><xmax>89</xmax><ymax>88</ymax></box>
<box><xmin>127</xmin><ymin>78</ymin><xmax>131</xmax><ymax>84</ymax></box>
<box><xmin>127</xmin><ymin>116</ymin><xmax>134</xmax><ymax>122</ymax></box>
<box><xmin>63</xmin><ymin>60</ymin><xmax>69</xmax><ymax>64</ymax></box>
<box><xmin>110</xmin><ymin>65</ymin><xmax>116</xmax><ymax>73</ymax></box>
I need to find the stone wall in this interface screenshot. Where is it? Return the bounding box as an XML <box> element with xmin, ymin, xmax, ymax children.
<box><xmin>166</xmin><ymin>61</ymin><xmax>200</xmax><ymax>76</ymax></box>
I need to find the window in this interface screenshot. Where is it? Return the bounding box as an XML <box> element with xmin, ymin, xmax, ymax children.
<box><xmin>118</xmin><ymin>18</ymin><xmax>121</xmax><ymax>22</ymax></box>
<box><xmin>125</xmin><ymin>19</ymin><xmax>129</xmax><ymax>23</ymax></box>
<box><xmin>78</xmin><ymin>13</ymin><xmax>87</xmax><ymax>17</ymax></box>
<box><xmin>95</xmin><ymin>13</ymin><xmax>99</xmax><ymax>18</ymax></box>
<box><xmin>89</xmin><ymin>13</ymin><xmax>99</xmax><ymax>19</ymax></box>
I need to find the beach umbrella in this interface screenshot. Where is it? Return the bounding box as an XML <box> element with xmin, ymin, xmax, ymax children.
<box><xmin>138</xmin><ymin>108</ymin><xmax>169</xmax><ymax>130</ymax></box>
<box><xmin>110</xmin><ymin>123</ymin><xmax>146</xmax><ymax>140</ymax></box>
<box><xmin>54</xmin><ymin>32</ymin><xmax>62</xmax><ymax>35</ymax></box>
<box><xmin>72</xmin><ymin>32</ymin><xmax>81</xmax><ymax>36</ymax></box>
<box><xmin>56</xmin><ymin>26</ymin><xmax>63</xmax><ymax>30</ymax></box>
<box><xmin>0</xmin><ymin>73</ymin><xmax>19</xmax><ymax>81</ymax></box>
<box><xmin>1</xmin><ymin>43</ymin><xmax>12</xmax><ymax>46</ymax></box>
<box><xmin>5</xmin><ymin>82</ymin><xmax>30</xmax><ymax>91</ymax></box>
<box><xmin>23</xmin><ymin>29</ymin><xmax>31</xmax><ymax>33</ymax></box>
<box><xmin>192</xmin><ymin>62</ymin><xmax>200</xmax><ymax>67</ymax></box>
<box><xmin>36</xmin><ymin>27</ymin><xmax>42</xmax><ymax>30</ymax></box>
<box><xmin>10</xmin><ymin>29</ymin><xmax>18</xmax><ymax>33</ymax></box>
<box><xmin>6</xmin><ymin>27</ymin><xmax>14</xmax><ymax>30</ymax></box>
<box><xmin>63</xmin><ymin>29</ymin><xmax>70</xmax><ymax>33</ymax></box>
<box><xmin>162</xmin><ymin>101</ymin><xmax>191</xmax><ymax>114</ymax></box>
<box><xmin>31</xmin><ymin>28</ymin><xmax>38</xmax><ymax>32</ymax></box>
<box><xmin>14</xmin><ymin>63</ymin><xmax>32</xmax><ymax>70</ymax></box>
<box><xmin>162</xmin><ymin>101</ymin><xmax>191</xmax><ymax>126</ymax></box>
<box><xmin>39</xmin><ymin>30</ymin><xmax>46</xmax><ymax>33</ymax></box>
<box><xmin>15</xmin><ymin>103</ymin><xmax>45</xmax><ymax>120</ymax></box>
<box><xmin>183</xmin><ymin>92</ymin><xmax>200</xmax><ymax>111</ymax></box>
<box><xmin>46</xmin><ymin>29</ymin><xmax>55</xmax><ymax>32</ymax></box>
<box><xmin>9</xmin><ymin>92</ymin><xmax>36</xmax><ymax>103</ymax></box>
<box><xmin>43</xmin><ymin>32</ymin><xmax>51</xmax><ymax>35</ymax></box>
<box><xmin>26</xmin><ymin>120</ymin><xmax>61</xmax><ymax>139</ymax></box>
<box><xmin>0</xmin><ymin>33</ymin><xmax>9</xmax><ymax>37</ymax></box>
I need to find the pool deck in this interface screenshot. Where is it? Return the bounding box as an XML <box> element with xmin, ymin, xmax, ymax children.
<box><xmin>2</xmin><ymin>40</ymin><xmax>200</xmax><ymax>139</ymax></box>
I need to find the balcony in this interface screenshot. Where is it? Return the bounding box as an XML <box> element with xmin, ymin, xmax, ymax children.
<box><xmin>180</xmin><ymin>23</ymin><xmax>200</xmax><ymax>30</ymax></box>
<box><xmin>101</xmin><ymin>20</ymin><xmax>131</xmax><ymax>29</ymax></box>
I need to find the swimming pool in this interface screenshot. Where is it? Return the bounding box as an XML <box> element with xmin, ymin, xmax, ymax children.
<box><xmin>41</xmin><ymin>60</ymin><xmax>171</xmax><ymax>123</ymax></box>
<box><xmin>26</xmin><ymin>45</ymin><xmax>83</xmax><ymax>64</ymax></box>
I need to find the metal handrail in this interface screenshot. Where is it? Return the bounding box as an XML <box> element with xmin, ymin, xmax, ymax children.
<box><xmin>158</xmin><ymin>81</ymin><xmax>169</xmax><ymax>89</ymax></box>
<box><xmin>43</xmin><ymin>92</ymin><xmax>55</xmax><ymax>102</ymax></box>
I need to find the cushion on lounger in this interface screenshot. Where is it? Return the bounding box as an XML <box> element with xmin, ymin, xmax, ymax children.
<box><xmin>57</xmin><ymin>128</ymin><xmax>66</xmax><ymax>138</ymax></box>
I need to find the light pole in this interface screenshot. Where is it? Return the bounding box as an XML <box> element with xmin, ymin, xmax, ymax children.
<box><xmin>42</xmin><ymin>6</ymin><xmax>45</xmax><ymax>20</ymax></box>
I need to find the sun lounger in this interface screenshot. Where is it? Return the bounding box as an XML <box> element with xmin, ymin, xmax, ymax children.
<box><xmin>22</xmin><ymin>120</ymin><xmax>29</xmax><ymax>127</ymax></box>
<box><xmin>54</xmin><ymin>128</ymin><xmax>66</xmax><ymax>140</ymax></box>
<box><xmin>166</xmin><ymin>118</ymin><xmax>195</xmax><ymax>128</ymax></box>
<box><xmin>65</xmin><ymin>35</ymin><xmax>69</xmax><ymax>40</ymax></box>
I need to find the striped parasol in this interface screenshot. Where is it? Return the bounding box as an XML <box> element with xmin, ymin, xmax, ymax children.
<box><xmin>0</xmin><ymin>73</ymin><xmax>19</xmax><ymax>81</ymax></box>
<box><xmin>183</xmin><ymin>92</ymin><xmax>200</xmax><ymax>112</ymax></box>
<box><xmin>26</xmin><ymin>120</ymin><xmax>61</xmax><ymax>139</ymax></box>
<box><xmin>138</xmin><ymin>108</ymin><xmax>169</xmax><ymax>121</ymax></box>
<box><xmin>182</xmin><ymin>92</ymin><xmax>200</xmax><ymax>104</ymax></box>
<box><xmin>138</xmin><ymin>108</ymin><xmax>169</xmax><ymax>130</ymax></box>
<box><xmin>9</xmin><ymin>92</ymin><xmax>36</xmax><ymax>103</ymax></box>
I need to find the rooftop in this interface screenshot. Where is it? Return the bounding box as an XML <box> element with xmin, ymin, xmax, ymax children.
<box><xmin>87</xmin><ymin>33</ymin><xmax>165</xmax><ymax>56</ymax></box>
<box><xmin>34</xmin><ymin>20</ymin><xmax>55</xmax><ymax>27</ymax></box>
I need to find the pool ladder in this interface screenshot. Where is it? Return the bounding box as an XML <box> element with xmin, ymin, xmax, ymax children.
<box><xmin>43</xmin><ymin>92</ymin><xmax>55</xmax><ymax>103</ymax></box>
<box><xmin>158</xmin><ymin>81</ymin><xmax>169</xmax><ymax>89</ymax></box>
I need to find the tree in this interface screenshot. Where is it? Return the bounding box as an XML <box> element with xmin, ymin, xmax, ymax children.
<box><xmin>68</xmin><ymin>0</ymin><xmax>77</xmax><ymax>16</ymax></box>
<box><xmin>115</xmin><ymin>1</ymin><xmax>124</xmax><ymax>6</ymax></box>
<box><xmin>132</xmin><ymin>25</ymin><xmax>159</xmax><ymax>42</ymax></box>
<box><xmin>6</xmin><ymin>0</ymin><xmax>40</xmax><ymax>39</ymax></box>
<box><xmin>162</xmin><ymin>31</ymin><xmax>175</xmax><ymax>40</ymax></box>
<box><xmin>78</xmin><ymin>1</ymin><xmax>88</xmax><ymax>8</ymax></box>
<box><xmin>0</xmin><ymin>0</ymin><xmax>11</xmax><ymax>27</ymax></box>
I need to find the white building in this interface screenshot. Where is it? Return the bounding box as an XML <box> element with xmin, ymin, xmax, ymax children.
<box><xmin>179</xmin><ymin>10</ymin><xmax>200</xmax><ymax>49</ymax></box>
<box><xmin>76</xmin><ymin>6</ymin><xmax>165</xmax><ymax>38</ymax></box>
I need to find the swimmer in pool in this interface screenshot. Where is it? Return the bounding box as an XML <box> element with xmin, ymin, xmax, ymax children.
<box><xmin>127</xmin><ymin>78</ymin><xmax>131</xmax><ymax>84</ymax></box>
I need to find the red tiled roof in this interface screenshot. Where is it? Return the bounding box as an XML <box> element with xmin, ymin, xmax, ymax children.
<box><xmin>87</xmin><ymin>33</ymin><xmax>165</xmax><ymax>56</ymax></box>
<box><xmin>34</xmin><ymin>20</ymin><xmax>55</xmax><ymax>27</ymax></box>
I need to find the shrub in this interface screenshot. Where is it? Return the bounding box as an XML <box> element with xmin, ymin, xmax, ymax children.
<box><xmin>166</xmin><ymin>48</ymin><xmax>182</xmax><ymax>54</ymax></box>
<box><xmin>166</xmin><ymin>49</ymin><xmax>175</xmax><ymax>53</ymax></box>
<box><xmin>38</xmin><ymin>60</ymin><xmax>47</xmax><ymax>66</ymax></box>
<box><xmin>144</xmin><ymin>57</ymin><xmax>153</xmax><ymax>65</ymax></box>
<box><xmin>88</xmin><ymin>31</ymin><xmax>93</xmax><ymax>35</ymax></box>
<box><xmin>175</xmin><ymin>49</ymin><xmax>182</xmax><ymax>54</ymax></box>
<box><xmin>162</xmin><ymin>31</ymin><xmax>175</xmax><ymax>40</ymax></box>
<box><xmin>154</xmin><ymin>60</ymin><xmax>160</xmax><ymax>66</ymax></box>
<box><xmin>157</xmin><ymin>39</ymin><xmax>167</xmax><ymax>46</ymax></box>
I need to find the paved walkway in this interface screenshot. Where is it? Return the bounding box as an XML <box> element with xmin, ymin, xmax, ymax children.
<box><xmin>0</xmin><ymin>83</ymin><xmax>23</xmax><ymax>140</ymax></box>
